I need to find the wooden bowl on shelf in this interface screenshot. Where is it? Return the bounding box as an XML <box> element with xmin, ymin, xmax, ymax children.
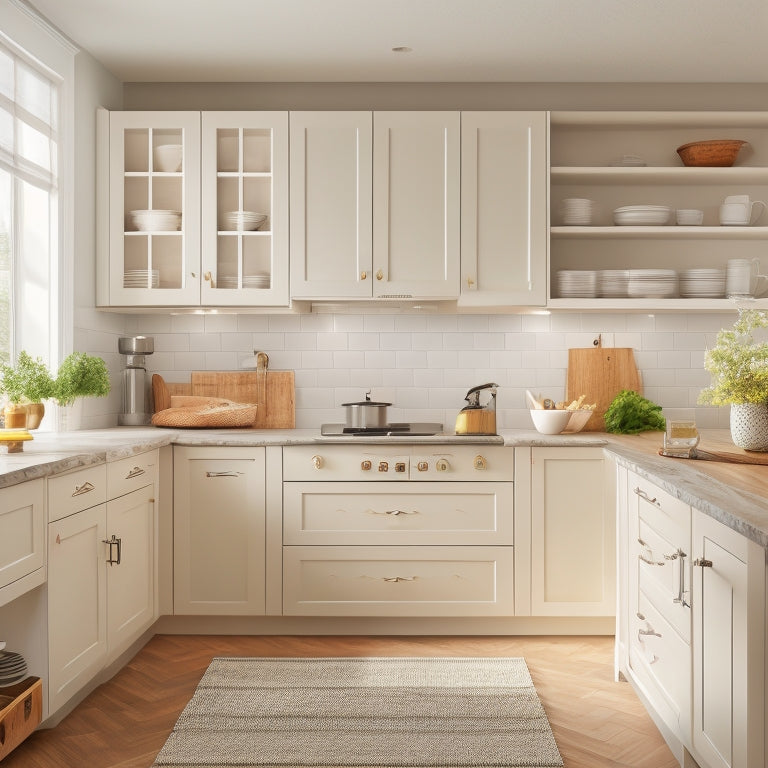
<box><xmin>676</xmin><ymin>139</ymin><xmax>747</xmax><ymax>167</ymax></box>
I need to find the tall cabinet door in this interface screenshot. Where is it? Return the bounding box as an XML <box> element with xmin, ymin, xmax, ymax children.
<box><xmin>174</xmin><ymin>447</ymin><xmax>266</xmax><ymax>615</ymax></box>
<box><xmin>372</xmin><ymin>112</ymin><xmax>460</xmax><ymax>299</ymax></box>
<box><xmin>460</xmin><ymin>112</ymin><xmax>548</xmax><ymax>307</ymax></box>
<box><xmin>201</xmin><ymin>112</ymin><xmax>289</xmax><ymax>306</ymax></box>
<box><xmin>101</xmin><ymin>110</ymin><xmax>201</xmax><ymax>307</ymax></box>
<box><xmin>290</xmin><ymin>112</ymin><xmax>373</xmax><ymax>299</ymax></box>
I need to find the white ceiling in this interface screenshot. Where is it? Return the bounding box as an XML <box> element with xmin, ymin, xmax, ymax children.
<box><xmin>27</xmin><ymin>0</ymin><xmax>768</xmax><ymax>84</ymax></box>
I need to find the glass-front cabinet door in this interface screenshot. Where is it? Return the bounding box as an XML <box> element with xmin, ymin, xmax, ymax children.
<box><xmin>201</xmin><ymin>112</ymin><xmax>289</xmax><ymax>307</ymax></box>
<box><xmin>102</xmin><ymin>111</ymin><xmax>201</xmax><ymax>306</ymax></box>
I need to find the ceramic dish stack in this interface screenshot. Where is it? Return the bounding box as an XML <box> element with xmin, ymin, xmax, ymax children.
<box><xmin>679</xmin><ymin>268</ymin><xmax>726</xmax><ymax>298</ymax></box>
<box><xmin>598</xmin><ymin>269</ymin><xmax>630</xmax><ymax>298</ymax></box>
<box><xmin>614</xmin><ymin>205</ymin><xmax>672</xmax><ymax>226</ymax></box>
<box><xmin>561</xmin><ymin>198</ymin><xmax>594</xmax><ymax>225</ymax></box>
<box><xmin>123</xmin><ymin>269</ymin><xmax>159</xmax><ymax>288</ymax></box>
<box><xmin>218</xmin><ymin>274</ymin><xmax>270</xmax><ymax>290</ymax></box>
<box><xmin>220</xmin><ymin>211</ymin><xmax>268</xmax><ymax>231</ymax></box>
<box><xmin>129</xmin><ymin>210</ymin><xmax>182</xmax><ymax>232</ymax></box>
<box><xmin>556</xmin><ymin>270</ymin><xmax>597</xmax><ymax>298</ymax></box>
<box><xmin>0</xmin><ymin>649</ymin><xmax>28</xmax><ymax>686</ymax></box>
<box><xmin>627</xmin><ymin>269</ymin><xmax>678</xmax><ymax>298</ymax></box>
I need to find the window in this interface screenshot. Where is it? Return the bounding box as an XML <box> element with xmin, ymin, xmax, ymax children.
<box><xmin>0</xmin><ymin>37</ymin><xmax>59</xmax><ymax>366</ymax></box>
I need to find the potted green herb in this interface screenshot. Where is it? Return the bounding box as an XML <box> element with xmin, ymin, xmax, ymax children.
<box><xmin>0</xmin><ymin>351</ymin><xmax>55</xmax><ymax>428</ymax></box>
<box><xmin>52</xmin><ymin>352</ymin><xmax>111</xmax><ymax>407</ymax></box>
<box><xmin>698</xmin><ymin>308</ymin><xmax>768</xmax><ymax>450</ymax></box>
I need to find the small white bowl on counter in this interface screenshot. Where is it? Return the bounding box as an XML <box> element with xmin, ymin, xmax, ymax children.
<box><xmin>530</xmin><ymin>409</ymin><xmax>572</xmax><ymax>435</ymax></box>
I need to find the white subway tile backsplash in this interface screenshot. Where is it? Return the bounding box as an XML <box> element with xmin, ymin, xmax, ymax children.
<box><xmin>363</xmin><ymin>315</ymin><xmax>395</xmax><ymax>333</ymax></box>
<box><xmin>170</xmin><ymin>315</ymin><xmax>205</xmax><ymax>333</ymax></box>
<box><xmin>173</xmin><ymin>351</ymin><xmax>206</xmax><ymax>370</ymax></box>
<box><xmin>268</xmin><ymin>315</ymin><xmax>303</xmax><ymax>332</ymax></box>
<box><xmin>189</xmin><ymin>333</ymin><xmax>221</xmax><ymax>352</ymax></box>
<box><xmin>204</xmin><ymin>351</ymin><xmax>238</xmax><ymax>369</ymax></box>
<box><xmin>220</xmin><ymin>332</ymin><xmax>254</xmax><ymax>351</ymax></box>
<box><xmin>236</xmin><ymin>315</ymin><xmax>271</xmax><ymax>332</ymax></box>
<box><xmin>348</xmin><ymin>333</ymin><xmax>380</xmax><ymax>351</ymax></box>
<box><xmin>204</xmin><ymin>314</ymin><xmax>239</xmax><ymax>333</ymax></box>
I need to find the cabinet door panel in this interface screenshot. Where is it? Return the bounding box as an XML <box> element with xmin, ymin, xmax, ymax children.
<box><xmin>0</xmin><ymin>480</ymin><xmax>44</xmax><ymax>601</ymax></box>
<box><xmin>373</xmin><ymin>112</ymin><xmax>460</xmax><ymax>298</ymax></box>
<box><xmin>290</xmin><ymin>112</ymin><xmax>373</xmax><ymax>298</ymax></box>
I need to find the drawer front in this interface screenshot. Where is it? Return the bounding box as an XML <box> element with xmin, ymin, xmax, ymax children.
<box><xmin>48</xmin><ymin>463</ymin><xmax>107</xmax><ymax>522</ymax></box>
<box><xmin>283</xmin><ymin>445</ymin><xmax>513</xmax><ymax>482</ymax></box>
<box><xmin>107</xmin><ymin>450</ymin><xmax>157</xmax><ymax>500</ymax></box>
<box><xmin>0</xmin><ymin>479</ymin><xmax>45</xmax><ymax>593</ymax></box>
<box><xmin>283</xmin><ymin>482</ymin><xmax>513</xmax><ymax>545</ymax></box>
<box><xmin>283</xmin><ymin>545</ymin><xmax>514</xmax><ymax>616</ymax></box>
<box><xmin>628</xmin><ymin>590</ymin><xmax>691</xmax><ymax>740</ymax></box>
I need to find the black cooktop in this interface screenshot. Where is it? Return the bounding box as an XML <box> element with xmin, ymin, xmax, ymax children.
<box><xmin>320</xmin><ymin>422</ymin><xmax>444</xmax><ymax>437</ymax></box>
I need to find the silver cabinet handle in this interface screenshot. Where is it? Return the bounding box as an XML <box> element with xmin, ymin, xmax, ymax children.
<box><xmin>370</xmin><ymin>509</ymin><xmax>418</xmax><ymax>516</ymax></box>
<box><xmin>672</xmin><ymin>548</ymin><xmax>690</xmax><ymax>607</ymax></box>
<box><xmin>382</xmin><ymin>576</ymin><xmax>416</xmax><ymax>583</ymax></box>
<box><xmin>694</xmin><ymin>558</ymin><xmax>713</xmax><ymax>568</ymax></box>
<box><xmin>72</xmin><ymin>481</ymin><xmax>95</xmax><ymax>497</ymax></box>
<box><xmin>638</xmin><ymin>627</ymin><xmax>662</xmax><ymax>638</ymax></box>
<box><xmin>205</xmin><ymin>471</ymin><xmax>243</xmax><ymax>478</ymax></box>
<box><xmin>125</xmin><ymin>466</ymin><xmax>146</xmax><ymax>479</ymax></box>
<box><xmin>103</xmin><ymin>534</ymin><xmax>121</xmax><ymax>565</ymax></box>
<box><xmin>633</xmin><ymin>487</ymin><xmax>661</xmax><ymax>507</ymax></box>
<box><xmin>638</xmin><ymin>553</ymin><xmax>666</xmax><ymax>566</ymax></box>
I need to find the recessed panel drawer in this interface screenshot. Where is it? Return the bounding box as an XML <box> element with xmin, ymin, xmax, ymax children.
<box><xmin>283</xmin><ymin>482</ymin><xmax>513</xmax><ymax>545</ymax></box>
<box><xmin>283</xmin><ymin>545</ymin><xmax>514</xmax><ymax>616</ymax></box>
<box><xmin>48</xmin><ymin>463</ymin><xmax>107</xmax><ymax>522</ymax></box>
<box><xmin>107</xmin><ymin>450</ymin><xmax>157</xmax><ymax>500</ymax></box>
<box><xmin>0</xmin><ymin>479</ymin><xmax>45</xmax><ymax>599</ymax></box>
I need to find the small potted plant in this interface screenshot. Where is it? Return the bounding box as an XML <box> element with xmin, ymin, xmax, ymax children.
<box><xmin>0</xmin><ymin>351</ymin><xmax>55</xmax><ymax>429</ymax></box>
<box><xmin>698</xmin><ymin>308</ymin><xmax>768</xmax><ymax>450</ymax></box>
<box><xmin>52</xmin><ymin>353</ymin><xmax>111</xmax><ymax>429</ymax></box>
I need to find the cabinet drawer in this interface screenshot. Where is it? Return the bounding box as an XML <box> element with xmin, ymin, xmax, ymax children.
<box><xmin>283</xmin><ymin>545</ymin><xmax>514</xmax><ymax>616</ymax></box>
<box><xmin>628</xmin><ymin>590</ymin><xmax>691</xmax><ymax>740</ymax></box>
<box><xmin>283</xmin><ymin>482</ymin><xmax>513</xmax><ymax>545</ymax></box>
<box><xmin>0</xmin><ymin>480</ymin><xmax>45</xmax><ymax>601</ymax></box>
<box><xmin>107</xmin><ymin>450</ymin><xmax>157</xmax><ymax>499</ymax></box>
<box><xmin>48</xmin><ymin>464</ymin><xmax>107</xmax><ymax>522</ymax></box>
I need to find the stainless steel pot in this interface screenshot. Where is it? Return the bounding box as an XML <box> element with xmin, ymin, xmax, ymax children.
<box><xmin>342</xmin><ymin>391</ymin><xmax>391</xmax><ymax>429</ymax></box>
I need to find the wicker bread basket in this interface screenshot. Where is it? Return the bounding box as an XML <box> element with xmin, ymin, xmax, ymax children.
<box><xmin>676</xmin><ymin>139</ymin><xmax>747</xmax><ymax>167</ymax></box>
<box><xmin>151</xmin><ymin>399</ymin><xmax>258</xmax><ymax>428</ymax></box>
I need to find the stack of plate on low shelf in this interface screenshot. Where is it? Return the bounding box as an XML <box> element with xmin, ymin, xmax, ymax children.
<box><xmin>218</xmin><ymin>273</ymin><xmax>270</xmax><ymax>290</ymax></box>
<box><xmin>124</xmin><ymin>269</ymin><xmax>159</xmax><ymax>288</ymax></box>
<box><xmin>220</xmin><ymin>211</ymin><xmax>268</xmax><ymax>231</ymax></box>
<box><xmin>561</xmin><ymin>198</ymin><xmax>594</xmax><ymax>225</ymax></box>
<box><xmin>598</xmin><ymin>269</ymin><xmax>630</xmax><ymax>297</ymax></box>
<box><xmin>614</xmin><ymin>205</ymin><xmax>672</xmax><ymax>226</ymax></box>
<box><xmin>627</xmin><ymin>269</ymin><xmax>679</xmax><ymax>298</ymax></box>
<box><xmin>679</xmin><ymin>268</ymin><xmax>726</xmax><ymax>298</ymax></box>
<box><xmin>0</xmin><ymin>649</ymin><xmax>28</xmax><ymax>686</ymax></box>
<box><xmin>556</xmin><ymin>270</ymin><xmax>597</xmax><ymax>298</ymax></box>
<box><xmin>129</xmin><ymin>209</ymin><xmax>182</xmax><ymax>232</ymax></box>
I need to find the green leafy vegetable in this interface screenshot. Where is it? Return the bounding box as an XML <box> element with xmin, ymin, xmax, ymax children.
<box><xmin>604</xmin><ymin>390</ymin><xmax>666</xmax><ymax>434</ymax></box>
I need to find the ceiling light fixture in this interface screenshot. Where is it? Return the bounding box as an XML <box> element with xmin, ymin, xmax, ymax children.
<box><xmin>391</xmin><ymin>46</ymin><xmax>412</xmax><ymax>53</ymax></box>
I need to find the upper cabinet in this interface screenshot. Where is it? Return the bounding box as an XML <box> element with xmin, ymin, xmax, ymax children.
<box><xmin>290</xmin><ymin>111</ymin><xmax>460</xmax><ymax>301</ymax></box>
<box><xmin>549</xmin><ymin>111</ymin><xmax>768</xmax><ymax>310</ymax></box>
<box><xmin>460</xmin><ymin>112</ymin><xmax>548</xmax><ymax>307</ymax></box>
<box><xmin>97</xmin><ymin>109</ymin><xmax>289</xmax><ymax>308</ymax></box>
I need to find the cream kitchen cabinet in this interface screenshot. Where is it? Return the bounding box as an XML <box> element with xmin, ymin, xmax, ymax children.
<box><xmin>173</xmin><ymin>446</ymin><xmax>266</xmax><ymax>615</ymax></box>
<box><xmin>459</xmin><ymin>111</ymin><xmax>548</xmax><ymax>307</ymax></box>
<box><xmin>98</xmin><ymin>109</ymin><xmax>288</xmax><ymax>308</ymax></box>
<box><xmin>515</xmin><ymin>447</ymin><xmax>615</xmax><ymax>617</ymax></box>
<box><xmin>0</xmin><ymin>479</ymin><xmax>45</xmax><ymax>608</ymax></box>
<box><xmin>47</xmin><ymin>452</ymin><xmax>157</xmax><ymax>714</ymax></box>
<box><xmin>290</xmin><ymin>111</ymin><xmax>460</xmax><ymax>300</ymax></box>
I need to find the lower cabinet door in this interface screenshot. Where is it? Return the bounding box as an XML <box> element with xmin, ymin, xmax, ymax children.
<box><xmin>283</xmin><ymin>545</ymin><xmax>514</xmax><ymax>616</ymax></box>
<box><xmin>106</xmin><ymin>485</ymin><xmax>155</xmax><ymax>656</ymax></box>
<box><xmin>47</xmin><ymin>504</ymin><xmax>107</xmax><ymax>713</ymax></box>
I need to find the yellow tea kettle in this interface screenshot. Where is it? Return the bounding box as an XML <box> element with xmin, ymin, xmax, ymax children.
<box><xmin>455</xmin><ymin>383</ymin><xmax>498</xmax><ymax>435</ymax></box>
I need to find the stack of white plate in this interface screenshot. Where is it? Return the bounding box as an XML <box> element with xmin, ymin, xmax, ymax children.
<box><xmin>129</xmin><ymin>209</ymin><xmax>182</xmax><ymax>232</ymax></box>
<box><xmin>614</xmin><ymin>205</ymin><xmax>672</xmax><ymax>226</ymax></box>
<box><xmin>627</xmin><ymin>269</ymin><xmax>678</xmax><ymax>298</ymax></box>
<box><xmin>679</xmin><ymin>268</ymin><xmax>726</xmax><ymax>298</ymax></box>
<box><xmin>218</xmin><ymin>274</ymin><xmax>270</xmax><ymax>289</ymax></box>
<box><xmin>0</xmin><ymin>650</ymin><xmax>28</xmax><ymax>686</ymax></box>
<box><xmin>556</xmin><ymin>270</ymin><xmax>597</xmax><ymax>298</ymax></box>
<box><xmin>610</xmin><ymin>154</ymin><xmax>646</xmax><ymax>167</ymax></box>
<box><xmin>598</xmin><ymin>269</ymin><xmax>630</xmax><ymax>297</ymax></box>
<box><xmin>123</xmin><ymin>269</ymin><xmax>159</xmax><ymax>288</ymax></box>
<box><xmin>561</xmin><ymin>198</ymin><xmax>594</xmax><ymax>225</ymax></box>
<box><xmin>220</xmin><ymin>211</ymin><xmax>268</xmax><ymax>231</ymax></box>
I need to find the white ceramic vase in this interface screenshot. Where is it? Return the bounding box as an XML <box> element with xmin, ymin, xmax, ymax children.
<box><xmin>730</xmin><ymin>402</ymin><xmax>768</xmax><ymax>451</ymax></box>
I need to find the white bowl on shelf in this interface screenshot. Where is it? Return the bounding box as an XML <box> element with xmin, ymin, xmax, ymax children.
<box><xmin>613</xmin><ymin>205</ymin><xmax>672</xmax><ymax>226</ymax></box>
<box><xmin>220</xmin><ymin>211</ymin><xmax>268</xmax><ymax>231</ymax></box>
<box><xmin>676</xmin><ymin>208</ymin><xmax>704</xmax><ymax>226</ymax></box>
<box><xmin>129</xmin><ymin>209</ymin><xmax>182</xmax><ymax>232</ymax></box>
<box><xmin>154</xmin><ymin>144</ymin><xmax>182</xmax><ymax>172</ymax></box>
<box><xmin>530</xmin><ymin>409</ymin><xmax>571</xmax><ymax>435</ymax></box>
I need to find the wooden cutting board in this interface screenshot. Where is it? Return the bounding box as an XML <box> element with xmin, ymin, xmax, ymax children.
<box><xmin>566</xmin><ymin>347</ymin><xmax>641</xmax><ymax>432</ymax></box>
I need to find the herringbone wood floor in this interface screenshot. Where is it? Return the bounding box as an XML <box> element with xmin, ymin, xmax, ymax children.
<box><xmin>2</xmin><ymin>634</ymin><xmax>677</xmax><ymax>768</ymax></box>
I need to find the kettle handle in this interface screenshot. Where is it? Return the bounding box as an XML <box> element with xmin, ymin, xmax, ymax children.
<box><xmin>465</xmin><ymin>382</ymin><xmax>498</xmax><ymax>399</ymax></box>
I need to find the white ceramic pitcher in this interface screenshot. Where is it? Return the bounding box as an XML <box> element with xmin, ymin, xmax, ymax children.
<box><xmin>720</xmin><ymin>195</ymin><xmax>767</xmax><ymax>226</ymax></box>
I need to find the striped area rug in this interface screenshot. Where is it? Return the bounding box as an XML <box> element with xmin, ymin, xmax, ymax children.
<box><xmin>153</xmin><ymin>656</ymin><xmax>563</xmax><ymax>767</ymax></box>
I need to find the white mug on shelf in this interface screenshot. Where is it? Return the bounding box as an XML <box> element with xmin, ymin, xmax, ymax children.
<box><xmin>726</xmin><ymin>258</ymin><xmax>761</xmax><ymax>298</ymax></box>
<box><xmin>719</xmin><ymin>197</ymin><xmax>766</xmax><ymax>226</ymax></box>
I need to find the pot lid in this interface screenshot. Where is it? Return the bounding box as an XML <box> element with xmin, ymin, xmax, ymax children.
<box><xmin>342</xmin><ymin>400</ymin><xmax>391</xmax><ymax>407</ymax></box>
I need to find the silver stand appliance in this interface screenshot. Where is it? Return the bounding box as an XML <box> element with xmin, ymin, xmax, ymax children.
<box><xmin>118</xmin><ymin>336</ymin><xmax>154</xmax><ymax>426</ymax></box>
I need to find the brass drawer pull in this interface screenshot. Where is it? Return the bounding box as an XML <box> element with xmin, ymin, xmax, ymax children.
<box><xmin>125</xmin><ymin>466</ymin><xmax>146</xmax><ymax>479</ymax></box>
<box><xmin>72</xmin><ymin>481</ymin><xmax>95</xmax><ymax>497</ymax></box>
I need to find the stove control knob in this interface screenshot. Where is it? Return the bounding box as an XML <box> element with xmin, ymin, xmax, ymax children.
<box><xmin>361</xmin><ymin>460</ymin><xmax>372</xmax><ymax>471</ymax></box>
<box><xmin>417</xmin><ymin>461</ymin><xmax>429</xmax><ymax>472</ymax></box>
<box><xmin>395</xmin><ymin>462</ymin><xmax>407</xmax><ymax>473</ymax></box>
<box><xmin>311</xmin><ymin>455</ymin><xmax>324</xmax><ymax>470</ymax></box>
<box><xmin>474</xmin><ymin>455</ymin><xmax>487</xmax><ymax>471</ymax></box>
<box><xmin>435</xmin><ymin>458</ymin><xmax>450</xmax><ymax>472</ymax></box>
<box><xmin>378</xmin><ymin>461</ymin><xmax>389</xmax><ymax>472</ymax></box>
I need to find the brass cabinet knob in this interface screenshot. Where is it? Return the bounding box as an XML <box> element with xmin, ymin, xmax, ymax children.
<box><xmin>311</xmin><ymin>455</ymin><xmax>324</xmax><ymax>469</ymax></box>
<box><xmin>467</xmin><ymin>276</ymin><xmax>476</xmax><ymax>288</ymax></box>
<box><xmin>473</xmin><ymin>455</ymin><xmax>487</xmax><ymax>470</ymax></box>
<box><xmin>417</xmin><ymin>461</ymin><xmax>428</xmax><ymax>472</ymax></box>
<box><xmin>435</xmin><ymin>458</ymin><xmax>449</xmax><ymax>472</ymax></box>
<box><xmin>361</xmin><ymin>460</ymin><xmax>372</xmax><ymax>471</ymax></box>
<box><xmin>376</xmin><ymin>269</ymin><xmax>384</xmax><ymax>281</ymax></box>
<box><xmin>361</xmin><ymin>271</ymin><xmax>367</xmax><ymax>280</ymax></box>
<box><xmin>378</xmin><ymin>461</ymin><xmax>389</xmax><ymax>472</ymax></box>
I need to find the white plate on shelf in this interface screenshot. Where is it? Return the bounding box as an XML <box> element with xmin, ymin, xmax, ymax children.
<box><xmin>614</xmin><ymin>205</ymin><xmax>672</xmax><ymax>226</ymax></box>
